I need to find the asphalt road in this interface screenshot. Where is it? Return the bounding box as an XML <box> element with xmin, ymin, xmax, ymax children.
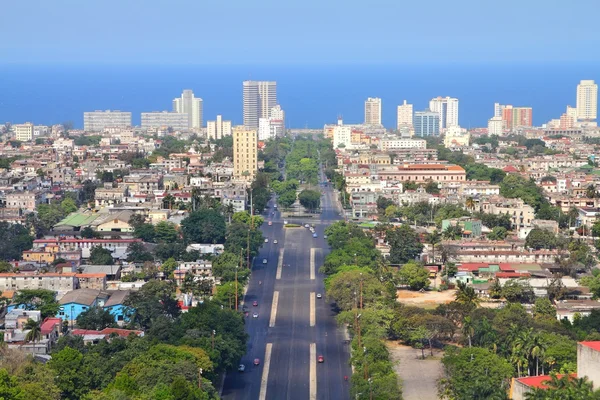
<box><xmin>222</xmin><ymin>172</ymin><xmax>351</xmax><ymax>400</ymax></box>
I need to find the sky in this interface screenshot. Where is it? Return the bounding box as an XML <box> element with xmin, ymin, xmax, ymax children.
<box><xmin>2</xmin><ymin>0</ymin><xmax>600</xmax><ymax>64</ymax></box>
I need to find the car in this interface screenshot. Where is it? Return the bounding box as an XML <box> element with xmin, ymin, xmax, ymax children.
<box><xmin>304</xmin><ymin>224</ymin><xmax>310</xmax><ymax>228</ymax></box>
<box><xmin>284</xmin><ymin>220</ymin><xmax>289</xmax><ymax>224</ymax></box>
<box><xmin>273</xmin><ymin>240</ymin><xmax>278</xmax><ymax>244</ymax></box>
<box><xmin>316</xmin><ymin>293</ymin><xmax>322</xmax><ymax>299</ymax></box>
<box><xmin>254</xmin><ymin>358</ymin><xmax>260</xmax><ymax>366</ymax></box>
<box><xmin>265</xmin><ymin>238</ymin><xmax>269</xmax><ymax>243</ymax></box>
<box><xmin>253</xmin><ymin>301</ymin><xmax>258</xmax><ymax>306</ymax></box>
<box><xmin>238</xmin><ymin>364</ymin><xmax>246</xmax><ymax>372</ymax></box>
<box><xmin>263</xmin><ymin>259</ymin><xmax>268</xmax><ymax>264</ymax></box>
<box><xmin>253</xmin><ymin>313</ymin><xmax>259</xmax><ymax>318</ymax></box>
<box><xmin>268</xmin><ymin>221</ymin><xmax>272</xmax><ymax>226</ymax></box>
<box><xmin>318</xmin><ymin>355</ymin><xmax>324</xmax><ymax>363</ymax></box>
<box><xmin>324</xmin><ymin>235</ymin><xmax>328</xmax><ymax>239</ymax></box>
<box><xmin>313</xmin><ymin>233</ymin><xmax>318</xmax><ymax>238</ymax></box>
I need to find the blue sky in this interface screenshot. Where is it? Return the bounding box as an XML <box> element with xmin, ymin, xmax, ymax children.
<box><xmin>2</xmin><ymin>0</ymin><xmax>599</xmax><ymax>64</ymax></box>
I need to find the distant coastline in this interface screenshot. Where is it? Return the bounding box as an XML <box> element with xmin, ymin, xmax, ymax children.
<box><xmin>0</xmin><ymin>63</ymin><xmax>598</xmax><ymax>130</ymax></box>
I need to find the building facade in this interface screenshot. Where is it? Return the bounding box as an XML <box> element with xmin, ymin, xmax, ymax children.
<box><xmin>207</xmin><ymin>115</ymin><xmax>232</xmax><ymax>140</ymax></box>
<box><xmin>397</xmin><ymin>100</ymin><xmax>413</xmax><ymax>129</ymax></box>
<box><xmin>488</xmin><ymin>116</ymin><xmax>504</xmax><ymax>135</ymax></box>
<box><xmin>141</xmin><ymin>111</ymin><xmax>189</xmax><ymax>130</ymax></box>
<box><xmin>495</xmin><ymin>104</ymin><xmax>533</xmax><ymax>130</ymax></box>
<box><xmin>365</xmin><ymin>97</ymin><xmax>382</xmax><ymax>125</ymax></box>
<box><xmin>84</xmin><ymin>111</ymin><xmax>132</xmax><ymax>132</ymax></box>
<box><xmin>172</xmin><ymin>90</ymin><xmax>203</xmax><ymax>129</ymax></box>
<box><xmin>14</xmin><ymin>123</ymin><xmax>34</xmax><ymax>141</ymax></box>
<box><xmin>429</xmin><ymin>96</ymin><xmax>459</xmax><ymax>129</ymax></box>
<box><xmin>243</xmin><ymin>81</ymin><xmax>277</xmax><ymax>129</ymax></box>
<box><xmin>233</xmin><ymin>126</ymin><xmax>258</xmax><ymax>181</ymax></box>
<box><xmin>413</xmin><ymin>111</ymin><xmax>440</xmax><ymax>136</ymax></box>
<box><xmin>577</xmin><ymin>80</ymin><xmax>598</xmax><ymax>121</ymax></box>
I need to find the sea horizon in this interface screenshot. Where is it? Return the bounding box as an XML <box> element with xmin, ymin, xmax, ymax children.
<box><xmin>1</xmin><ymin>62</ymin><xmax>598</xmax><ymax>130</ymax></box>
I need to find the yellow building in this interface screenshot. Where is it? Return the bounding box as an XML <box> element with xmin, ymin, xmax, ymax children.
<box><xmin>233</xmin><ymin>126</ymin><xmax>258</xmax><ymax>181</ymax></box>
<box><xmin>22</xmin><ymin>250</ymin><xmax>56</xmax><ymax>264</ymax></box>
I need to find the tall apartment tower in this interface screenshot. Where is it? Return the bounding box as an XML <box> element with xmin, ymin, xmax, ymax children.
<box><xmin>413</xmin><ymin>111</ymin><xmax>440</xmax><ymax>137</ymax></box>
<box><xmin>396</xmin><ymin>100</ymin><xmax>413</xmax><ymax>129</ymax></box>
<box><xmin>207</xmin><ymin>115</ymin><xmax>232</xmax><ymax>140</ymax></box>
<box><xmin>173</xmin><ymin>90</ymin><xmax>203</xmax><ymax>129</ymax></box>
<box><xmin>243</xmin><ymin>81</ymin><xmax>277</xmax><ymax>129</ymax></box>
<box><xmin>233</xmin><ymin>126</ymin><xmax>258</xmax><ymax>181</ymax></box>
<box><xmin>498</xmin><ymin>105</ymin><xmax>533</xmax><ymax>130</ymax></box>
<box><xmin>429</xmin><ymin>96</ymin><xmax>459</xmax><ymax>129</ymax></box>
<box><xmin>576</xmin><ymin>80</ymin><xmax>598</xmax><ymax>121</ymax></box>
<box><xmin>364</xmin><ymin>97</ymin><xmax>382</xmax><ymax>125</ymax></box>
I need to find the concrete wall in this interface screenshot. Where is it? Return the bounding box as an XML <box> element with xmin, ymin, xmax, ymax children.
<box><xmin>510</xmin><ymin>378</ymin><xmax>530</xmax><ymax>400</ymax></box>
<box><xmin>578</xmin><ymin>343</ymin><xmax>600</xmax><ymax>388</ymax></box>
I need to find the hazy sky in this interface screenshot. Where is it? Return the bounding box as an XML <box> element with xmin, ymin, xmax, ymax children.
<box><xmin>2</xmin><ymin>0</ymin><xmax>599</xmax><ymax>64</ymax></box>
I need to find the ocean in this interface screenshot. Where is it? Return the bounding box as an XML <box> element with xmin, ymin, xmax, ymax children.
<box><xmin>0</xmin><ymin>63</ymin><xmax>598</xmax><ymax>129</ymax></box>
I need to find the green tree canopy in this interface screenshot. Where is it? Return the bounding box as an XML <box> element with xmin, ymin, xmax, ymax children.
<box><xmin>181</xmin><ymin>209</ymin><xmax>226</xmax><ymax>244</ymax></box>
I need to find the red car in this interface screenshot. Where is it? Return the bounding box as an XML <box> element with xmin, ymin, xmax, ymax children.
<box><xmin>253</xmin><ymin>301</ymin><xmax>258</xmax><ymax>306</ymax></box>
<box><xmin>254</xmin><ymin>358</ymin><xmax>260</xmax><ymax>366</ymax></box>
<box><xmin>318</xmin><ymin>355</ymin><xmax>324</xmax><ymax>363</ymax></box>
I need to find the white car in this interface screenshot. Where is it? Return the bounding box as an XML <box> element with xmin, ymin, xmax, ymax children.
<box><xmin>238</xmin><ymin>364</ymin><xmax>246</xmax><ymax>372</ymax></box>
<box><xmin>268</xmin><ymin>221</ymin><xmax>272</xmax><ymax>226</ymax></box>
<box><xmin>305</xmin><ymin>224</ymin><xmax>310</xmax><ymax>228</ymax></box>
<box><xmin>265</xmin><ymin>238</ymin><xmax>269</xmax><ymax>243</ymax></box>
<box><xmin>273</xmin><ymin>240</ymin><xmax>278</xmax><ymax>244</ymax></box>
<box><xmin>284</xmin><ymin>220</ymin><xmax>289</xmax><ymax>224</ymax></box>
<box><xmin>316</xmin><ymin>293</ymin><xmax>322</xmax><ymax>299</ymax></box>
<box><xmin>253</xmin><ymin>313</ymin><xmax>259</xmax><ymax>318</ymax></box>
<box><xmin>263</xmin><ymin>259</ymin><xmax>268</xmax><ymax>264</ymax></box>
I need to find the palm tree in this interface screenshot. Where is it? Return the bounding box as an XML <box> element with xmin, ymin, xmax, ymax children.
<box><xmin>465</xmin><ymin>196</ymin><xmax>476</xmax><ymax>212</ymax></box>
<box><xmin>426</xmin><ymin>230</ymin><xmax>442</xmax><ymax>264</ymax></box>
<box><xmin>454</xmin><ymin>281</ymin><xmax>480</xmax><ymax>308</ymax></box>
<box><xmin>24</xmin><ymin>319</ymin><xmax>42</xmax><ymax>352</ymax></box>
<box><xmin>462</xmin><ymin>316</ymin><xmax>474</xmax><ymax>348</ymax></box>
<box><xmin>162</xmin><ymin>194</ymin><xmax>175</xmax><ymax>210</ymax></box>
<box><xmin>223</xmin><ymin>203</ymin><xmax>236</xmax><ymax>224</ymax></box>
<box><xmin>530</xmin><ymin>333</ymin><xmax>547</xmax><ymax>376</ymax></box>
<box><xmin>513</xmin><ymin>328</ymin><xmax>534</xmax><ymax>376</ymax></box>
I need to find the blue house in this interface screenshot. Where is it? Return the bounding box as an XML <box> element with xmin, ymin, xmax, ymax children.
<box><xmin>57</xmin><ymin>289</ymin><xmax>132</xmax><ymax>326</ymax></box>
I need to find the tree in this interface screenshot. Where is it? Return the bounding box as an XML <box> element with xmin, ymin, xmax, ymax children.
<box><xmin>181</xmin><ymin>209</ymin><xmax>226</xmax><ymax>244</ymax></box>
<box><xmin>298</xmin><ymin>189</ymin><xmax>321</xmax><ymax>211</ymax></box>
<box><xmin>89</xmin><ymin>246</ymin><xmax>114</xmax><ymax>265</ymax></box>
<box><xmin>47</xmin><ymin>347</ymin><xmax>87</xmax><ymax>400</ymax></box>
<box><xmin>24</xmin><ymin>318</ymin><xmax>41</xmax><ymax>344</ymax></box>
<box><xmin>126</xmin><ymin>242</ymin><xmax>154</xmax><ymax>263</ymax></box>
<box><xmin>442</xmin><ymin>224</ymin><xmax>464</xmax><ymax>240</ymax></box>
<box><xmin>396</xmin><ymin>261</ymin><xmax>430</xmax><ymax>291</ymax></box>
<box><xmin>133</xmin><ymin>223</ymin><xmax>156</xmax><ymax>242</ymax></box>
<box><xmin>278</xmin><ymin>190</ymin><xmax>297</xmax><ymax>208</ymax></box>
<box><xmin>0</xmin><ymin>222</ymin><xmax>33</xmax><ymax>260</ymax></box>
<box><xmin>212</xmin><ymin>252</ymin><xmax>248</xmax><ymax>282</ymax></box>
<box><xmin>154</xmin><ymin>221</ymin><xmax>179</xmax><ymax>243</ymax></box>
<box><xmin>124</xmin><ymin>280</ymin><xmax>179</xmax><ymax>330</ymax></box>
<box><xmin>454</xmin><ymin>281</ymin><xmax>480</xmax><ymax>308</ymax></box>
<box><xmin>465</xmin><ymin>196</ymin><xmax>476</xmax><ymax>211</ymax></box>
<box><xmin>526</xmin><ymin>228</ymin><xmax>558</xmax><ymax>250</ymax></box>
<box><xmin>376</xmin><ymin>196</ymin><xmax>395</xmax><ymax>213</ymax></box>
<box><xmin>60</xmin><ymin>197</ymin><xmax>78</xmax><ymax>214</ymax></box>
<box><xmin>13</xmin><ymin>289</ymin><xmax>60</xmax><ymax>318</ymax></box>
<box><xmin>488</xmin><ymin>226</ymin><xmax>508</xmax><ymax>241</ymax></box>
<box><xmin>426</xmin><ymin>230</ymin><xmax>442</xmax><ymax>263</ymax></box>
<box><xmin>0</xmin><ymin>261</ymin><xmax>12</xmax><ymax>273</ymax></box>
<box><xmin>425</xmin><ymin>181</ymin><xmax>440</xmax><ymax>194</ymax></box>
<box><xmin>439</xmin><ymin>347</ymin><xmax>513</xmax><ymax>399</ymax></box>
<box><xmin>80</xmin><ymin>226</ymin><xmax>99</xmax><ymax>239</ymax></box>
<box><xmin>501</xmin><ymin>279</ymin><xmax>535</xmax><ymax>303</ymax></box>
<box><xmin>161</xmin><ymin>257</ymin><xmax>178</xmax><ymax>279</ymax></box>
<box><xmin>386</xmin><ymin>224</ymin><xmax>424</xmax><ymax>265</ymax></box>
<box><xmin>76</xmin><ymin>307</ymin><xmax>115</xmax><ymax>330</ymax></box>
<box><xmin>231</xmin><ymin>211</ymin><xmax>264</xmax><ymax>228</ymax></box>
<box><xmin>224</xmin><ymin>222</ymin><xmax>264</xmax><ymax>259</ymax></box>
<box><xmin>326</xmin><ymin>269</ymin><xmax>388</xmax><ymax>311</ymax></box>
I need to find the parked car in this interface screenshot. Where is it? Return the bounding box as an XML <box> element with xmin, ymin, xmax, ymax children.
<box><xmin>238</xmin><ymin>364</ymin><xmax>246</xmax><ymax>372</ymax></box>
<box><xmin>318</xmin><ymin>355</ymin><xmax>324</xmax><ymax>363</ymax></box>
<box><xmin>254</xmin><ymin>358</ymin><xmax>260</xmax><ymax>366</ymax></box>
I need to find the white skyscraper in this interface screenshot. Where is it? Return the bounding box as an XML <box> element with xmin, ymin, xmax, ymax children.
<box><xmin>173</xmin><ymin>90</ymin><xmax>203</xmax><ymax>129</ymax></box>
<box><xmin>207</xmin><ymin>115</ymin><xmax>232</xmax><ymax>140</ymax></box>
<box><xmin>364</xmin><ymin>97</ymin><xmax>382</xmax><ymax>125</ymax></box>
<box><xmin>429</xmin><ymin>96</ymin><xmax>459</xmax><ymax>129</ymax></box>
<box><xmin>576</xmin><ymin>80</ymin><xmax>598</xmax><ymax>121</ymax></box>
<box><xmin>243</xmin><ymin>81</ymin><xmax>277</xmax><ymax>129</ymax></box>
<box><xmin>488</xmin><ymin>116</ymin><xmax>503</xmax><ymax>136</ymax></box>
<box><xmin>396</xmin><ymin>100</ymin><xmax>413</xmax><ymax>129</ymax></box>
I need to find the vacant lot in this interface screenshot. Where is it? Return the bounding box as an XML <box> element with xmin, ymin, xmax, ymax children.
<box><xmin>387</xmin><ymin>342</ymin><xmax>444</xmax><ymax>400</ymax></box>
<box><xmin>396</xmin><ymin>289</ymin><xmax>455</xmax><ymax>307</ymax></box>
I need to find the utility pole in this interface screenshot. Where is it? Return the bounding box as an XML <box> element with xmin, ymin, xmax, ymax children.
<box><xmin>211</xmin><ymin>329</ymin><xmax>215</xmax><ymax>350</ymax></box>
<box><xmin>198</xmin><ymin>368</ymin><xmax>203</xmax><ymax>389</ymax></box>
<box><xmin>359</xmin><ymin>273</ymin><xmax>363</xmax><ymax>310</ymax></box>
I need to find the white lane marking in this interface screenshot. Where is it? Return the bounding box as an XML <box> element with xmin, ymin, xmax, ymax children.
<box><xmin>309</xmin><ymin>343</ymin><xmax>317</xmax><ymax>400</ymax></box>
<box><xmin>276</xmin><ymin>248</ymin><xmax>284</xmax><ymax>280</ymax></box>
<box><xmin>269</xmin><ymin>291</ymin><xmax>279</xmax><ymax>328</ymax></box>
<box><xmin>310</xmin><ymin>292</ymin><xmax>316</xmax><ymax>327</ymax></box>
<box><xmin>259</xmin><ymin>343</ymin><xmax>273</xmax><ymax>400</ymax></box>
<box><xmin>310</xmin><ymin>248</ymin><xmax>316</xmax><ymax>280</ymax></box>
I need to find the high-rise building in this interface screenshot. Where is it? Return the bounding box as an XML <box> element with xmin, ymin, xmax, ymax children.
<box><xmin>413</xmin><ymin>111</ymin><xmax>440</xmax><ymax>136</ymax></box>
<box><xmin>576</xmin><ymin>80</ymin><xmax>598</xmax><ymax>121</ymax></box>
<box><xmin>141</xmin><ymin>111</ymin><xmax>190</xmax><ymax>131</ymax></box>
<box><xmin>258</xmin><ymin>118</ymin><xmax>284</xmax><ymax>141</ymax></box>
<box><xmin>243</xmin><ymin>81</ymin><xmax>277</xmax><ymax>129</ymax></box>
<box><xmin>567</xmin><ymin>105</ymin><xmax>578</xmax><ymax>121</ymax></box>
<box><xmin>84</xmin><ymin>110</ymin><xmax>132</xmax><ymax>132</ymax></box>
<box><xmin>14</xmin><ymin>122</ymin><xmax>34</xmax><ymax>142</ymax></box>
<box><xmin>397</xmin><ymin>100</ymin><xmax>413</xmax><ymax>129</ymax></box>
<box><xmin>429</xmin><ymin>96</ymin><xmax>459</xmax><ymax>129</ymax></box>
<box><xmin>498</xmin><ymin>105</ymin><xmax>533</xmax><ymax>130</ymax></box>
<box><xmin>364</xmin><ymin>97</ymin><xmax>382</xmax><ymax>125</ymax></box>
<box><xmin>233</xmin><ymin>126</ymin><xmax>258</xmax><ymax>181</ymax></box>
<box><xmin>173</xmin><ymin>90</ymin><xmax>203</xmax><ymax>129</ymax></box>
<box><xmin>207</xmin><ymin>115</ymin><xmax>232</xmax><ymax>140</ymax></box>
<box><xmin>488</xmin><ymin>116</ymin><xmax>503</xmax><ymax>135</ymax></box>
<box><xmin>332</xmin><ymin>125</ymin><xmax>352</xmax><ymax>149</ymax></box>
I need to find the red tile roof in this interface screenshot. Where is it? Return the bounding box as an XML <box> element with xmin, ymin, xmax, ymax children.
<box><xmin>40</xmin><ymin>317</ymin><xmax>62</xmax><ymax>335</ymax></box>
<box><xmin>496</xmin><ymin>272</ymin><xmax>531</xmax><ymax>278</ymax></box>
<box><xmin>516</xmin><ymin>374</ymin><xmax>574</xmax><ymax>389</ymax></box>
<box><xmin>580</xmin><ymin>341</ymin><xmax>600</xmax><ymax>352</ymax></box>
<box><xmin>457</xmin><ymin>263</ymin><xmax>489</xmax><ymax>271</ymax></box>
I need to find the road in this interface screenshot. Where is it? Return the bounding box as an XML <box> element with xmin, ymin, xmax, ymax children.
<box><xmin>222</xmin><ymin>173</ymin><xmax>351</xmax><ymax>400</ymax></box>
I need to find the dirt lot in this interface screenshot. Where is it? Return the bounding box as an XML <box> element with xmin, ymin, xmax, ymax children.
<box><xmin>387</xmin><ymin>342</ymin><xmax>444</xmax><ymax>400</ymax></box>
<box><xmin>396</xmin><ymin>289</ymin><xmax>456</xmax><ymax>307</ymax></box>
